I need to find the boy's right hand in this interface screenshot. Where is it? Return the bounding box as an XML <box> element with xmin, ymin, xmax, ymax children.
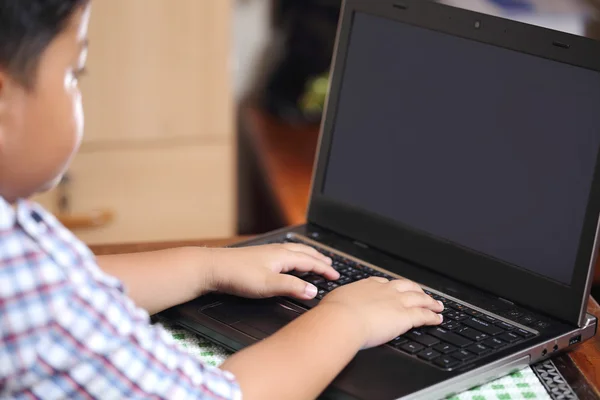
<box><xmin>319</xmin><ymin>277</ymin><xmax>444</xmax><ymax>349</ymax></box>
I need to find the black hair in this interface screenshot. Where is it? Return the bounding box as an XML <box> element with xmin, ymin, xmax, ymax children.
<box><xmin>0</xmin><ymin>0</ymin><xmax>89</xmax><ymax>88</ymax></box>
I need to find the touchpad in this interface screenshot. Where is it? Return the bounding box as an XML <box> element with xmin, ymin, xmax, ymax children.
<box><xmin>201</xmin><ymin>297</ymin><xmax>303</xmax><ymax>340</ymax></box>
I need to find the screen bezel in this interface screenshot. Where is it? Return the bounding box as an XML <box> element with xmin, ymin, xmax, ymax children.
<box><xmin>307</xmin><ymin>0</ymin><xmax>600</xmax><ymax>326</ymax></box>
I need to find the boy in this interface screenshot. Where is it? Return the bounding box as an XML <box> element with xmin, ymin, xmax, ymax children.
<box><xmin>0</xmin><ymin>1</ymin><xmax>444</xmax><ymax>399</ymax></box>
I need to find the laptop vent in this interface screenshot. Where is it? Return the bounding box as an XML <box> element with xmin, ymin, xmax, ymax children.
<box><xmin>552</xmin><ymin>41</ymin><xmax>570</xmax><ymax>49</ymax></box>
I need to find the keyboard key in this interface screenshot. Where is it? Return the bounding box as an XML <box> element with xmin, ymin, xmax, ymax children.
<box><xmin>465</xmin><ymin>309</ymin><xmax>484</xmax><ymax>318</ymax></box>
<box><xmin>406</xmin><ymin>331</ymin><xmax>440</xmax><ymax>347</ymax></box>
<box><xmin>418</xmin><ymin>349</ymin><xmax>441</xmax><ymax>361</ymax></box>
<box><xmin>433</xmin><ymin>343</ymin><xmax>458</xmax><ymax>354</ymax></box>
<box><xmin>466</xmin><ymin>343</ymin><xmax>491</xmax><ymax>356</ymax></box>
<box><xmin>316</xmin><ymin>289</ymin><xmax>327</xmax><ymax>300</ymax></box>
<box><xmin>361</xmin><ymin>266</ymin><xmax>375</xmax><ymax>274</ymax></box>
<box><xmin>427</xmin><ymin>327</ymin><xmax>473</xmax><ymax>348</ymax></box>
<box><xmin>440</xmin><ymin>308</ymin><xmax>452</xmax><ymax>315</ymax></box>
<box><xmin>495</xmin><ymin>321</ymin><xmax>515</xmax><ymax>331</ymax></box>
<box><xmin>436</xmin><ymin>296</ymin><xmax>452</xmax><ymax>306</ymax></box>
<box><xmin>481</xmin><ymin>315</ymin><xmax>497</xmax><ymax>323</ymax></box>
<box><xmin>400</xmin><ymin>341</ymin><xmax>425</xmax><ymax>354</ymax></box>
<box><xmin>434</xmin><ymin>356</ymin><xmax>461</xmax><ymax>369</ymax></box>
<box><xmin>434</xmin><ymin>343</ymin><xmax>457</xmax><ymax>354</ymax></box>
<box><xmin>483</xmin><ymin>337</ymin><xmax>506</xmax><ymax>349</ymax></box>
<box><xmin>515</xmin><ymin>328</ymin><xmax>534</xmax><ymax>338</ymax></box>
<box><xmin>332</xmin><ymin>262</ymin><xmax>347</xmax><ymax>271</ymax></box>
<box><xmin>339</xmin><ymin>258</ymin><xmax>354</xmax><ymax>266</ymax></box>
<box><xmin>506</xmin><ymin>310</ymin><xmax>523</xmax><ymax>319</ymax></box>
<box><xmin>441</xmin><ymin>320</ymin><xmax>462</xmax><ymax>330</ymax></box>
<box><xmin>289</xmin><ymin>270</ymin><xmax>308</xmax><ymax>278</ymax></box>
<box><xmin>335</xmin><ymin>276</ymin><xmax>352</xmax><ymax>286</ymax></box>
<box><xmin>303</xmin><ymin>275</ymin><xmax>325</xmax><ymax>285</ymax></box>
<box><xmin>352</xmin><ymin>273</ymin><xmax>369</xmax><ymax>281</ymax></box>
<box><xmin>457</xmin><ymin>327</ymin><xmax>489</xmax><ymax>342</ymax></box>
<box><xmin>317</xmin><ymin>281</ymin><xmax>339</xmax><ymax>292</ymax></box>
<box><xmin>390</xmin><ymin>336</ymin><xmax>408</xmax><ymax>347</ymax></box>
<box><xmin>452</xmin><ymin>349</ymin><xmax>476</xmax><ymax>361</ymax></box>
<box><xmin>463</xmin><ymin>318</ymin><xmax>504</xmax><ymax>336</ymax></box>
<box><xmin>446</xmin><ymin>311</ymin><xmax>468</xmax><ymax>321</ymax></box>
<box><xmin>450</xmin><ymin>303</ymin><xmax>469</xmax><ymax>312</ymax></box>
<box><xmin>498</xmin><ymin>332</ymin><xmax>521</xmax><ymax>343</ymax></box>
<box><xmin>339</xmin><ymin>268</ymin><xmax>357</xmax><ymax>277</ymax></box>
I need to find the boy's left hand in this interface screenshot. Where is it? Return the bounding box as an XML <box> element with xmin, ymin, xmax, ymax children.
<box><xmin>206</xmin><ymin>244</ymin><xmax>339</xmax><ymax>300</ymax></box>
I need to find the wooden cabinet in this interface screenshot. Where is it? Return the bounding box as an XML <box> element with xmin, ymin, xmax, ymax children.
<box><xmin>34</xmin><ymin>0</ymin><xmax>235</xmax><ymax>244</ymax></box>
<box><xmin>81</xmin><ymin>0</ymin><xmax>233</xmax><ymax>144</ymax></box>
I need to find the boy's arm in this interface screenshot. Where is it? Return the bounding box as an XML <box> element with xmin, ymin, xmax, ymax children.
<box><xmin>95</xmin><ymin>249</ymin><xmax>442</xmax><ymax>400</ymax></box>
<box><xmin>96</xmin><ymin>247</ymin><xmax>214</xmax><ymax>315</ymax></box>
<box><xmin>222</xmin><ymin>278</ymin><xmax>444</xmax><ymax>400</ymax></box>
<box><xmin>96</xmin><ymin>244</ymin><xmax>337</xmax><ymax>315</ymax></box>
<box><xmin>221</xmin><ymin>303</ymin><xmax>364</xmax><ymax>400</ymax></box>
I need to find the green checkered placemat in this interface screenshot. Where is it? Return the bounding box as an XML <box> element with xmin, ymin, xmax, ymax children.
<box><xmin>157</xmin><ymin>319</ymin><xmax>552</xmax><ymax>400</ymax></box>
<box><xmin>447</xmin><ymin>369</ymin><xmax>551</xmax><ymax>400</ymax></box>
<box><xmin>161</xmin><ymin>320</ymin><xmax>231</xmax><ymax>368</ymax></box>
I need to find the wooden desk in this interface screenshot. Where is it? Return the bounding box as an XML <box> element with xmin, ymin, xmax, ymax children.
<box><xmin>240</xmin><ymin>105</ymin><xmax>318</xmax><ymax>228</ymax></box>
<box><xmin>90</xmin><ymin>237</ymin><xmax>600</xmax><ymax>399</ymax></box>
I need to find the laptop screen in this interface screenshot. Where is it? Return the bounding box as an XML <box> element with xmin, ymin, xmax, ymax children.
<box><xmin>323</xmin><ymin>12</ymin><xmax>600</xmax><ymax>285</ymax></box>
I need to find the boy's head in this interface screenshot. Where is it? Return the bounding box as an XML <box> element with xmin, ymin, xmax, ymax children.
<box><xmin>0</xmin><ymin>0</ymin><xmax>91</xmax><ymax>203</ymax></box>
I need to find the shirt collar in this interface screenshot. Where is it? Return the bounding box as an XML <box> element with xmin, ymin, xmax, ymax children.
<box><xmin>0</xmin><ymin>197</ymin><xmax>47</xmax><ymax>238</ymax></box>
<box><xmin>0</xmin><ymin>196</ymin><xmax>17</xmax><ymax>231</ymax></box>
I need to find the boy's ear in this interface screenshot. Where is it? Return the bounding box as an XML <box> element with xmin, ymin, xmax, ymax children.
<box><xmin>0</xmin><ymin>70</ymin><xmax>23</xmax><ymax>150</ymax></box>
<box><xmin>0</xmin><ymin>71</ymin><xmax>5</xmax><ymax>148</ymax></box>
<box><xmin>0</xmin><ymin>69</ymin><xmax>9</xmax><ymax>152</ymax></box>
<box><xmin>0</xmin><ymin>70</ymin><xmax>5</xmax><ymax>147</ymax></box>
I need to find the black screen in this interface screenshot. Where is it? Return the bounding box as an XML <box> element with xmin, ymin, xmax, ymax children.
<box><xmin>323</xmin><ymin>12</ymin><xmax>600</xmax><ymax>285</ymax></box>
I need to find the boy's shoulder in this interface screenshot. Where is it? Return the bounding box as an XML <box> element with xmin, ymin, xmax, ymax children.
<box><xmin>0</xmin><ymin>197</ymin><xmax>125</xmax><ymax>308</ymax></box>
<box><xmin>0</xmin><ymin>198</ymin><xmax>132</xmax><ymax>386</ymax></box>
<box><xmin>1</xmin><ymin>198</ymin><xmax>116</xmax><ymax>277</ymax></box>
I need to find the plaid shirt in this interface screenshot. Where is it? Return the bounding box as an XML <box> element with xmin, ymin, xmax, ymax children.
<box><xmin>0</xmin><ymin>197</ymin><xmax>241</xmax><ymax>399</ymax></box>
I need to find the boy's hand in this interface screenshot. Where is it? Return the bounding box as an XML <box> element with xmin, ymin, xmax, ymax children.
<box><xmin>208</xmin><ymin>244</ymin><xmax>339</xmax><ymax>300</ymax></box>
<box><xmin>319</xmin><ymin>277</ymin><xmax>444</xmax><ymax>349</ymax></box>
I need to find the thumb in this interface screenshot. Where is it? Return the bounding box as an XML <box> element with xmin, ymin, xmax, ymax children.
<box><xmin>266</xmin><ymin>274</ymin><xmax>319</xmax><ymax>299</ymax></box>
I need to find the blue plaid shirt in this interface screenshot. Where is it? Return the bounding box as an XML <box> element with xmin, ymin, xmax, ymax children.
<box><xmin>0</xmin><ymin>197</ymin><xmax>241</xmax><ymax>399</ymax></box>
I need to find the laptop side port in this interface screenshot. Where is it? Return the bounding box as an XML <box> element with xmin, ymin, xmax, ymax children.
<box><xmin>569</xmin><ymin>335</ymin><xmax>582</xmax><ymax>346</ymax></box>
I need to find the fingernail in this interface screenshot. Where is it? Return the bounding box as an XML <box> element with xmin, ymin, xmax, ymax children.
<box><xmin>305</xmin><ymin>284</ymin><xmax>318</xmax><ymax>298</ymax></box>
<box><xmin>438</xmin><ymin>301</ymin><xmax>444</xmax><ymax>309</ymax></box>
<box><xmin>326</xmin><ymin>257</ymin><xmax>333</xmax><ymax>264</ymax></box>
<box><xmin>439</xmin><ymin>314</ymin><xmax>444</xmax><ymax>322</ymax></box>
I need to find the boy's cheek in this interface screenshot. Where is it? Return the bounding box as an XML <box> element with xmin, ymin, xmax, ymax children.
<box><xmin>38</xmin><ymin>174</ymin><xmax>65</xmax><ymax>193</ymax></box>
<box><xmin>74</xmin><ymin>92</ymin><xmax>84</xmax><ymax>143</ymax></box>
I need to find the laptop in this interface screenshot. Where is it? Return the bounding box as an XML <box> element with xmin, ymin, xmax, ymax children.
<box><xmin>165</xmin><ymin>1</ymin><xmax>600</xmax><ymax>398</ymax></box>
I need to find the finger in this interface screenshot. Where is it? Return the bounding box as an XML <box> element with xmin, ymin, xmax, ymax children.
<box><xmin>389</xmin><ymin>278</ymin><xmax>424</xmax><ymax>294</ymax></box>
<box><xmin>281</xmin><ymin>243</ymin><xmax>332</xmax><ymax>264</ymax></box>
<box><xmin>405</xmin><ymin>307</ymin><xmax>444</xmax><ymax>328</ymax></box>
<box><xmin>279</xmin><ymin>250</ymin><xmax>340</xmax><ymax>280</ymax></box>
<box><xmin>396</xmin><ymin>291</ymin><xmax>444</xmax><ymax>312</ymax></box>
<box><xmin>266</xmin><ymin>274</ymin><xmax>319</xmax><ymax>300</ymax></box>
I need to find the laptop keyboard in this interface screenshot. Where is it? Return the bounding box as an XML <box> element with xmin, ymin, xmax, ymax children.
<box><xmin>272</xmin><ymin>236</ymin><xmax>538</xmax><ymax>371</ymax></box>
